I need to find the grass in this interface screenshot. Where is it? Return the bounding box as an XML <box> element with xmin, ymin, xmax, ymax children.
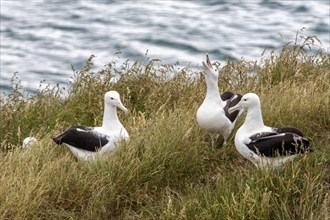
<box><xmin>0</xmin><ymin>33</ymin><xmax>329</xmax><ymax>219</ymax></box>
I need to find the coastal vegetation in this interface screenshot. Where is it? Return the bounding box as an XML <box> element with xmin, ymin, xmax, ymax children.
<box><xmin>0</xmin><ymin>34</ymin><xmax>329</xmax><ymax>219</ymax></box>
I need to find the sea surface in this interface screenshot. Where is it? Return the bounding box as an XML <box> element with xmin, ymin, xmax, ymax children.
<box><xmin>1</xmin><ymin>0</ymin><xmax>329</xmax><ymax>93</ymax></box>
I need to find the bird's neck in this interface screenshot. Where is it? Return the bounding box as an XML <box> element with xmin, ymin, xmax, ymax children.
<box><xmin>204</xmin><ymin>73</ymin><xmax>221</xmax><ymax>101</ymax></box>
<box><xmin>244</xmin><ymin>105</ymin><xmax>265</xmax><ymax>130</ymax></box>
<box><xmin>102</xmin><ymin>103</ymin><xmax>122</xmax><ymax>129</ymax></box>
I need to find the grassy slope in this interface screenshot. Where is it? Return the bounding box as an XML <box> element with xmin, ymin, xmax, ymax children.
<box><xmin>0</xmin><ymin>36</ymin><xmax>329</xmax><ymax>219</ymax></box>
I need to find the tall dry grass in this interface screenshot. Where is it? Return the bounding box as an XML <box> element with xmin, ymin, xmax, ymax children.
<box><xmin>0</xmin><ymin>33</ymin><xmax>329</xmax><ymax>219</ymax></box>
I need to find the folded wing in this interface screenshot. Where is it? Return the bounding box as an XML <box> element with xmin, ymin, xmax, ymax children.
<box><xmin>222</xmin><ymin>92</ymin><xmax>242</xmax><ymax>123</ymax></box>
<box><xmin>53</xmin><ymin>125</ymin><xmax>109</xmax><ymax>152</ymax></box>
<box><xmin>247</xmin><ymin>131</ymin><xmax>311</xmax><ymax>157</ymax></box>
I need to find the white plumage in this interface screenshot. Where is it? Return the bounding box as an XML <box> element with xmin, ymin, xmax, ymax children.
<box><xmin>228</xmin><ymin>93</ymin><xmax>311</xmax><ymax>169</ymax></box>
<box><xmin>196</xmin><ymin>54</ymin><xmax>242</xmax><ymax>148</ymax></box>
<box><xmin>53</xmin><ymin>91</ymin><xmax>129</xmax><ymax>160</ymax></box>
<box><xmin>22</xmin><ymin>137</ymin><xmax>37</xmax><ymax>148</ymax></box>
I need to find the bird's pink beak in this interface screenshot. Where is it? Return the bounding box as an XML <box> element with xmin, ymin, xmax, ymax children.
<box><xmin>206</xmin><ymin>54</ymin><xmax>212</xmax><ymax>67</ymax></box>
<box><xmin>202</xmin><ymin>53</ymin><xmax>213</xmax><ymax>69</ymax></box>
<box><xmin>228</xmin><ymin>101</ymin><xmax>242</xmax><ymax>115</ymax></box>
<box><xmin>117</xmin><ymin>101</ymin><xmax>128</xmax><ymax>113</ymax></box>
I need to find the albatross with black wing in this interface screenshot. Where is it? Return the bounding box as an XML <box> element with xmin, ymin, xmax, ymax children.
<box><xmin>228</xmin><ymin>93</ymin><xmax>311</xmax><ymax>169</ymax></box>
<box><xmin>53</xmin><ymin>91</ymin><xmax>129</xmax><ymax>160</ymax></box>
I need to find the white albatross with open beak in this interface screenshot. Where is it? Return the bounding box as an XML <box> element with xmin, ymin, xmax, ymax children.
<box><xmin>196</xmin><ymin>54</ymin><xmax>243</xmax><ymax>148</ymax></box>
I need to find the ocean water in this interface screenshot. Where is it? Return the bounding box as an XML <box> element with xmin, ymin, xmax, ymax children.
<box><xmin>1</xmin><ymin>0</ymin><xmax>329</xmax><ymax>93</ymax></box>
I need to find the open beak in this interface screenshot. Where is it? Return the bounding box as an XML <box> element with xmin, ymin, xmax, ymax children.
<box><xmin>202</xmin><ymin>53</ymin><xmax>212</xmax><ymax>69</ymax></box>
<box><xmin>117</xmin><ymin>101</ymin><xmax>128</xmax><ymax>113</ymax></box>
<box><xmin>228</xmin><ymin>101</ymin><xmax>242</xmax><ymax>115</ymax></box>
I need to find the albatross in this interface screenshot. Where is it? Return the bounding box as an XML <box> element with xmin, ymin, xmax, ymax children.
<box><xmin>228</xmin><ymin>93</ymin><xmax>311</xmax><ymax>169</ymax></box>
<box><xmin>53</xmin><ymin>91</ymin><xmax>129</xmax><ymax>160</ymax></box>
<box><xmin>196</xmin><ymin>54</ymin><xmax>242</xmax><ymax>148</ymax></box>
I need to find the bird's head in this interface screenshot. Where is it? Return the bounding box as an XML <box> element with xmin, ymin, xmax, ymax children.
<box><xmin>105</xmin><ymin>91</ymin><xmax>128</xmax><ymax>113</ymax></box>
<box><xmin>228</xmin><ymin>93</ymin><xmax>260</xmax><ymax>114</ymax></box>
<box><xmin>202</xmin><ymin>54</ymin><xmax>219</xmax><ymax>79</ymax></box>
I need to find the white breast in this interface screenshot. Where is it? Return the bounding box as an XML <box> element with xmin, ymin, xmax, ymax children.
<box><xmin>197</xmin><ymin>102</ymin><xmax>231</xmax><ymax>132</ymax></box>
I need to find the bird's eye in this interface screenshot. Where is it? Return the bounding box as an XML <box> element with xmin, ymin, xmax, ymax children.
<box><xmin>243</xmin><ymin>98</ymin><xmax>247</xmax><ymax>101</ymax></box>
<box><xmin>110</xmin><ymin>97</ymin><xmax>114</xmax><ymax>100</ymax></box>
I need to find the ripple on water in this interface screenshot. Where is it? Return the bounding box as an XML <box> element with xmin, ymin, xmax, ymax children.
<box><xmin>0</xmin><ymin>0</ymin><xmax>329</xmax><ymax>93</ymax></box>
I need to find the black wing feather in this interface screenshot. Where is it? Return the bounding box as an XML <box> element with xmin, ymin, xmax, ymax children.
<box><xmin>247</xmin><ymin>132</ymin><xmax>311</xmax><ymax>157</ymax></box>
<box><xmin>273</xmin><ymin>127</ymin><xmax>304</xmax><ymax>137</ymax></box>
<box><xmin>223</xmin><ymin>93</ymin><xmax>242</xmax><ymax>122</ymax></box>
<box><xmin>249</xmin><ymin>132</ymin><xmax>278</xmax><ymax>142</ymax></box>
<box><xmin>220</xmin><ymin>91</ymin><xmax>235</xmax><ymax>101</ymax></box>
<box><xmin>53</xmin><ymin>125</ymin><xmax>109</xmax><ymax>152</ymax></box>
